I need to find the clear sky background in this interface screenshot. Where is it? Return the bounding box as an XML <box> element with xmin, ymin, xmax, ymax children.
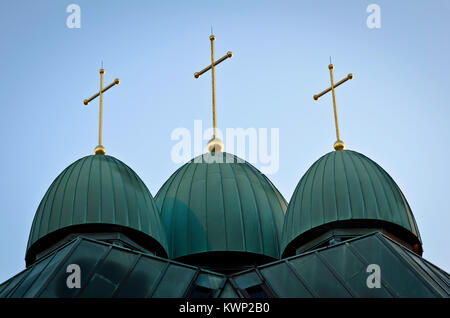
<box><xmin>0</xmin><ymin>0</ymin><xmax>449</xmax><ymax>283</ymax></box>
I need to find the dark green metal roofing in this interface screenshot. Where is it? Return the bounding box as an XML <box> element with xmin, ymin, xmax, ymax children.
<box><xmin>231</xmin><ymin>232</ymin><xmax>450</xmax><ymax>298</ymax></box>
<box><xmin>155</xmin><ymin>152</ymin><xmax>287</xmax><ymax>260</ymax></box>
<box><xmin>282</xmin><ymin>150</ymin><xmax>421</xmax><ymax>254</ymax></box>
<box><xmin>26</xmin><ymin>155</ymin><xmax>168</xmax><ymax>260</ymax></box>
<box><xmin>0</xmin><ymin>237</ymin><xmax>227</xmax><ymax>298</ymax></box>
<box><xmin>1</xmin><ymin>232</ymin><xmax>448</xmax><ymax>298</ymax></box>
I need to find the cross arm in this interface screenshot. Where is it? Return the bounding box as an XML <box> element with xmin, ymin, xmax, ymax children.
<box><xmin>83</xmin><ymin>78</ymin><xmax>120</xmax><ymax>105</ymax></box>
<box><xmin>194</xmin><ymin>51</ymin><xmax>233</xmax><ymax>78</ymax></box>
<box><xmin>313</xmin><ymin>74</ymin><xmax>353</xmax><ymax>101</ymax></box>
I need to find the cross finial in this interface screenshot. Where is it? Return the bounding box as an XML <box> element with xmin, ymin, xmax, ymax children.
<box><xmin>313</xmin><ymin>63</ymin><xmax>353</xmax><ymax>151</ymax></box>
<box><xmin>194</xmin><ymin>34</ymin><xmax>233</xmax><ymax>153</ymax></box>
<box><xmin>83</xmin><ymin>67</ymin><xmax>120</xmax><ymax>155</ymax></box>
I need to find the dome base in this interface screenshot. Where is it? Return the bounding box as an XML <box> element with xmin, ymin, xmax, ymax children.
<box><xmin>175</xmin><ymin>251</ymin><xmax>277</xmax><ymax>274</ymax></box>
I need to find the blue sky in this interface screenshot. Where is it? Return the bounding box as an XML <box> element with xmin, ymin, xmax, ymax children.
<box><xmin>0</xmin><ymin>0</ymin><xmax>449</xmax><ymax>282</ymax></box>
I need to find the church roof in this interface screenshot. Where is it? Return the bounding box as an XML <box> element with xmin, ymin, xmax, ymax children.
<box><xmin>282</xmin><ymin>150</ymin><xmax>422</xmax><ymax>256</ymax></box>
<box><xmin>155</xmin><ymin>152</ymin><xmax>287</xmax><ymax>260</ymax></box>
<box><xmin>26</xmin><ymin>155</ymin><xmax>168</xmax><ymax>264</ymax></box>
<box><xmin>1</xmin><ymin>232</ymin><xmax>448</xmax><ymax>298</ymax></box>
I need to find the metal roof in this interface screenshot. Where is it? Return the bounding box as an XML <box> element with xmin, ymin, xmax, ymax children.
<box><xmin>1</xmin><ymin>232</ymin><xmax>448</xmax><ymax>298</ymax></box>
<box><xmin>155</xmin><ymin>152</ymin><xmax>287</xmax><ymax>260</ymax></box>
<box><xmin>26</xmin><ymin>155</ymin><xmax>168</xmax><ymax>262</ymax></box>
<box><xmin>282</xmin><ymin>150</ymin><xmax>422</xmax><ymax>254</ymax></box>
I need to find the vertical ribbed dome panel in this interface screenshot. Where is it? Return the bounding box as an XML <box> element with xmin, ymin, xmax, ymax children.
<box><xmin>27</xmin><ymin>155</ymin><xmax>168</xmax><ymax>259</ymax></box>
<box><xmin>155</xmin><ymin>152</ymin><xmax>287</xmax><ymax>260</ymax></box>
<box><xmin>282</xmin><ymin>150</ymin><xmax>421</xmax><ymax>254</ymax></box>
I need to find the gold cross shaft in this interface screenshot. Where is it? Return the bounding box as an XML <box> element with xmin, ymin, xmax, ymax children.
<box><xmin>313</xmin><ymin>64</ymin><xmax>353</xmax><ymax>151</ymax></box>
<box><xmin>83</xmin><ymin>68</ymin><xmax>120</xmax><ymax>155</ymax></box>
<box><xmin>194</xmin><ymin>35</ymin><xmax>233</xmax><ymax>153</ymax></box>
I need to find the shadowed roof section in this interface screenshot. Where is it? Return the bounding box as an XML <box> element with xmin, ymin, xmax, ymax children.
<box><xmin>282</xmin><ymin>150</ymin><xmax>422</xmax><ymax>255</ymax></box>
<box><xmin>1</xmin><ymin>232</ymin><xmax>448</xmax><ymax>298</ymax></box>
<box><xmin>155</xmin><ymin>152</ymin><xmax>287</xmax><ymax>260</ymax></box>
<box><xmin>26</xmin><ymin>155</ymin><xmax>168</xmax><ymax>264</ymax></box>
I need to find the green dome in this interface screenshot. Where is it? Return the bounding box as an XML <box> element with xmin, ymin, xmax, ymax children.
<box><xmin>282</xmin><ymin>150</ymin><xmax>422</xmax><ymax>255</ymax></box>
<box><xmin>155</xmin><ymin>152</ymin><xmax>287</xmax><ymax>261</ymax></box>
<box><xmin>26</xmin><ymin>155</ymin><xmax>168</xmax><ymax>263</ymax></box>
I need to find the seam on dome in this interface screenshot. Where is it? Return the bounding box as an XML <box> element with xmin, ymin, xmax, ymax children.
<box><xmin>218</xmin><ymin>161</ymin><xmax>229</xmax><ymax>251</ymax></box>
<box><xmin>187</xmin><ymin>161</ymin><xmax>200</xmax><ymax>258</ymax></box>
<box><xmin>240</xmin><ymin>161</ymin><xmax>265</xmax><ymax>255</ymax></box>
<box><xmin>397</xmin><ymin>185</ymin><xmax>417</xmax><ymax>235</ymax></box>
<box><xmin>229</xmin><ymin>159</ymin><xmax>247</xmax><ymax>251</ymax></box>
<box><xmin>128</xmin><ymin>163</ymin><xmax>153</xmax><ymax>234</ymax></box>
<box><xmin>375</xmin><ymin>161</ymin><xmax>419</xmax><ymax>237</ymax></box>
<box><xmin>171</xmin><ymin>162</ymin><xmax>193</xmax><ymax>257</ymax></box>
<box><xmin>70</xmin><ymin>157</ymin><xmax>89</xmax><ymax>228</ymax></box>
<box><xmin>41</xmin><ymin>159</ymin><xmax>75</xmax><ymax>239</ymax></box>
<box><xmin>57</xmin><ymin>157</ymin><xmax>79</xmax><ymax>230</ymax></box>
<box><xmin>292</xmin><ymin>157</ymin><xmax>317</xmax><ymax>244</ymax></box>
<box><xmin>30</xmin><ymin>160</ymin><xmax>66</xmax><ymax>245</ymax></box>
<box><xmin>333</xmin><ymin>152</ymin><xmax>339</xmax><ymax>222</ymax></box>
<box><xmin>133</xmin><ymin>169</ymin><xmax>160</xmax><ymax>240</ymax></box>
<box><xmin>264</xmin><ymin>174</ymin><xmax>287</xmax><ymax>213</ymax></box>
<box><xmin>246</xmin><ymin>161</ymin><xmax>287</xmax><ymax>213</ymax></box>
<box><xmin>105</xmin><ymin>157</ymin><xmax>117</xmax><ymax>227</ymax></box>
<box><xmin>355</xmin><ymin>152</ymin><xmax>382</xmax><ymax>220</ymax></box>
<box><xmin>174</xmin><ymin>161</ymin><xmax>197</xmax><ymax>255</ymax></box>
<box><xmin>364</xmin><ymin>156</ymin><xmax>397</xmax><ymax>227</ymax></box>
<box><xmin>252</xmin><ymin>166</ymin><xmax>282</xmax><ymax>257</ymax></box>
<box><xmin>84</xmin><ymin>156</ymin><xmax>95</xmax><ymax>224</ymax></box>
<box><xmin>318</xmin><ymin>153</ymin><xmax>330</xmax><ymax>229</ymax></box>
<box><xmin>121</xmin><ymin>160</ymin><xmax>145</xmax><ymax>232</ymax></box>
<box><xmin>341</xmin><ymin>151</ymin><xmax>354</xmax><ymax>220</ymax></box>
<box><xmin>157</xmin><ymin>164</ymin><xmax>187</xmax><ymax>215</ymax></box>
<box><xmin>98</xmin><ymin>156</ymin><xmax>103</xmax><ymax>223</ymax></box>
<box><xmin>282</xmin><ymin>168</ymin><xmax>306</xmax><ymax>248</ymax></box>
<box><xmin>205</xmin><ymin>159</ymin><xmax>209</xmax><ymax>253</ymax></box>
<box><xmin>346</xmin><ymin>152</ymin><xmax>367</xmax><ymax>219</ymax></box>
<box><xmin>113</xmin><ymin>156</ymin><xmax>131</xmax><ymax>228</ymax></box>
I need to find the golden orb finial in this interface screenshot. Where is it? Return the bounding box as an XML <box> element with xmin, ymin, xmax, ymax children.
<box><xmin>207</xmin><ymin>137</ymin><xmax>224</xmax><ymax>153</ymax></box>
<box><xmin>333</xmin><ymin>140</ymin><xmax>345</xmax><ymax>151</ymax></box>
<box><xmin>94</xmin><ymin>145</ymin><xmax>106</xmax><ymax>155</ymax></box>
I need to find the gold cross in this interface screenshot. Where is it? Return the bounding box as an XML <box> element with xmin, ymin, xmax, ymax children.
<box><xmin>313</xmin><ymin>63</ymin><xmax>353</xmax><ymax>151</ymax></box>
<box><xmin>194</xmin><ymin>34</ymin><xmax>233</xmax><ymax>153</ymax></box>
<box><xmin>83</xmin><ymin>68</ymin><xmax>120</xmax><ymax>155</ymax></box>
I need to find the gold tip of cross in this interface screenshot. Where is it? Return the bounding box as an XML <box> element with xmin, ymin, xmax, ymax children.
<box><xmin>207</xmin><ymin>137</ymin><xmax>224</xmax><ymax>153</ymax></box>
<box><xmin>95</xmin><ymin>145</ymin><xmax>106</xmax><ymax>155</ymax></box>
<box><xmin>334</xmin><ymin>140</ymin><xmax>345</xmax><ymax>151</ymax></box>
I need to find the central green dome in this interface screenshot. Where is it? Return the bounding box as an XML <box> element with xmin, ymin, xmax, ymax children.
<box><xmin>155</xmin><ymin>152</ymin><xmax>287</xmax><ymax>266</ymax></box>
<box><xmin>282</xmin><ymin>150</ymin><xmax>422</xmax><ymax>256</ymax></box>
<box><xmin>26</xmin><ymin>155</ymin><xmax>168</xmax><ymax>265</ymax></box>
